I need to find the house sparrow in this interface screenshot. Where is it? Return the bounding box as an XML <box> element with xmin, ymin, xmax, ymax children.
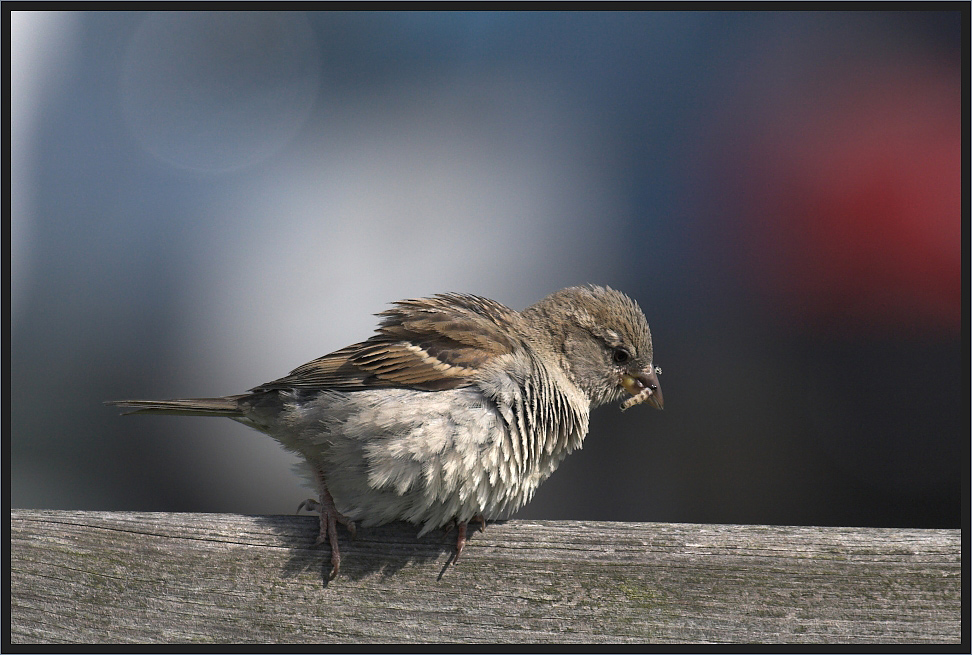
<box><xmin>109</xmin><ymin>285</ymin><xmax>663</xmax><ymax>577</ymax></box>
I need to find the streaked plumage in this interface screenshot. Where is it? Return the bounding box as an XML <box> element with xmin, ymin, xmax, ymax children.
<box><xmin>109</xmin><ymin>285</ymin><xmax>663</xmax><ymax>577</ymax></box>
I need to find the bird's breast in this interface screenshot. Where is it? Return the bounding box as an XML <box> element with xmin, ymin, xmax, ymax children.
<box><xmin>283</xmin><ymin>384</ymin><xmax>587</xmax><ymax>532</ymax></box>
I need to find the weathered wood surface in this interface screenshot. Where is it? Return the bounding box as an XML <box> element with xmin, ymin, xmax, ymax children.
<box><xmin>9</xmin><ymin>510</ymin><xmax>961</xmax><ymax>644</ymax></box>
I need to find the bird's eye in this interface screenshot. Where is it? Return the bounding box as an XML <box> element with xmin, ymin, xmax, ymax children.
<box><xmin>612</xmin><ymin>348</ymin><xmax>631</xmax><ymax>365</ymax></box>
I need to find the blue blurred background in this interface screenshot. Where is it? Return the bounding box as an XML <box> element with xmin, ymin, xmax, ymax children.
<box><xmin>11</xmin><ymin>10</ymin><xmax>963</xmax><ymax>528</ymax></box>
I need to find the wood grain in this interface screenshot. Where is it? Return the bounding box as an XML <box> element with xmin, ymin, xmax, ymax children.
<box><xmin>10</xmin><ymin>510</ymin><xmax>961</xmax><ymax>643</ymax></box>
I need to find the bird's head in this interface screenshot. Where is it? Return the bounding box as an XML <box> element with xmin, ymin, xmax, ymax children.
<box><xmin>524</xmin><ymin>285</ymin><xmax>663</xmax><ymax>411</ymax></box>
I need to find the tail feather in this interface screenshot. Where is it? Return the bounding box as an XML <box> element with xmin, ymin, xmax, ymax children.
<box><xmin>106</xmin><ymin>396</ymin><xmax>246</xmax><ymax>417</ymax></box>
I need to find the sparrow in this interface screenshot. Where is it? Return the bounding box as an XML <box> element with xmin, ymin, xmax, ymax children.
<box><xmin>109</xmin><ymin>285</ymin><xmax>663</xmax><ymax>577</ymax></box>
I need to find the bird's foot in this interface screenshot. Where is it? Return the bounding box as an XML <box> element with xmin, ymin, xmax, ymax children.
<box><xmin>455</xmin><ymin>521</ymin><xmax>468</xmax><ymax>563</ymax></box>
<box><xmin>297</xmin><ymin>494</ymin><xmax>356</xmax><ymax>579</ymax></box>
<box><xmin>445</xmin><ymin>515</ymin><xmax>486</xmax><ymax>564</ymax></box>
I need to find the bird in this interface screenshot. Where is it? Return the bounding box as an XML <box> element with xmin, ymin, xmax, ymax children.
<box><xmin>108</xmin><ymin>285</ymin><xmax>663</xmax><ymax>578</ymax></box>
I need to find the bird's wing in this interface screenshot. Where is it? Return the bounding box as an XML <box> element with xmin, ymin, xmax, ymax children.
<box><xmin>252</xmin><ymin>293</ymin><xmax>524</xmax><ymax>393</ymax></box>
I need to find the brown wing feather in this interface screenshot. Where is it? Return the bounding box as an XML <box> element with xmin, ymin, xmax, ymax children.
<box><xmin>253</xmin><ymin>294</ymin><xmax>523</xmax><ymax>393</ymax></box>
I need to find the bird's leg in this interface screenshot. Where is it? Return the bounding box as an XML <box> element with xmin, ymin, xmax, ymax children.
<box><xmin>445</xmin><ymin>515</ymin><xmax>487</xmax><ymax>564</ymax></box>
<box><xmin>296</xmin><ymin>465</ymin><xmax>356</xmax><ymax>579</ymax></box>
<box><xmin>454</xmin><ymin>521</ymin><xmax>468</xmax><ymax>563</ymax></box>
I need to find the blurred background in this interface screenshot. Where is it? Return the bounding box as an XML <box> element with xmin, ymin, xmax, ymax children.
<box><xmin>11</xmin><ymin>10</ymin><xmax>963</xmax><ymax>529</ymax></box>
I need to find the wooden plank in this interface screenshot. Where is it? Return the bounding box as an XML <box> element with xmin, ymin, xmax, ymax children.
<box><xmin>9</xmin><ymin>510</ymin><xmax>961</xmax><ymax>643</ymax></box>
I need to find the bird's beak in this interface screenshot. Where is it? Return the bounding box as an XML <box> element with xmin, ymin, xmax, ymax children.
<box><xmin>620</xmin><ymin>368</ymin><xmax>664</xmax><ymax>411</ymax></box>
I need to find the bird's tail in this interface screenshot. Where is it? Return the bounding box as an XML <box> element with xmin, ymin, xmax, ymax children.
<box><xmin>106</xmin><ymin>396</ymin><xmax>246</xmax><ymax>417</ymax></box>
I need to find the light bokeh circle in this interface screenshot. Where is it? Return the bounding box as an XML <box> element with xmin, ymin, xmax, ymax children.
<box><xmin>121</xmin><ymin>12</ymin><xmax>321</xmax><ymax>173</ymax></box>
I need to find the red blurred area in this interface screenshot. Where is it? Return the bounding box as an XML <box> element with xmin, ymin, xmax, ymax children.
<box><xmin>739</xmin><ymin>65</ymin><xmax>961</xmax><ymax>334</ymax></box>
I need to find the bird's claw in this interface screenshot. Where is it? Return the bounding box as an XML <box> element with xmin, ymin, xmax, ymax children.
<box><xmin>454</xmin><ymin>521</ymin><xmax>468</xmax><ymax>564</ymax></box>
<box><xmin>299</xmin><ymin>477</ymin><xmax>356</xmax><ymax>579</ymax></box>
<box><xmin>445</xmin><ymin>514</ymin><xmax>487</xmax><ymax>564</ymax></box>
